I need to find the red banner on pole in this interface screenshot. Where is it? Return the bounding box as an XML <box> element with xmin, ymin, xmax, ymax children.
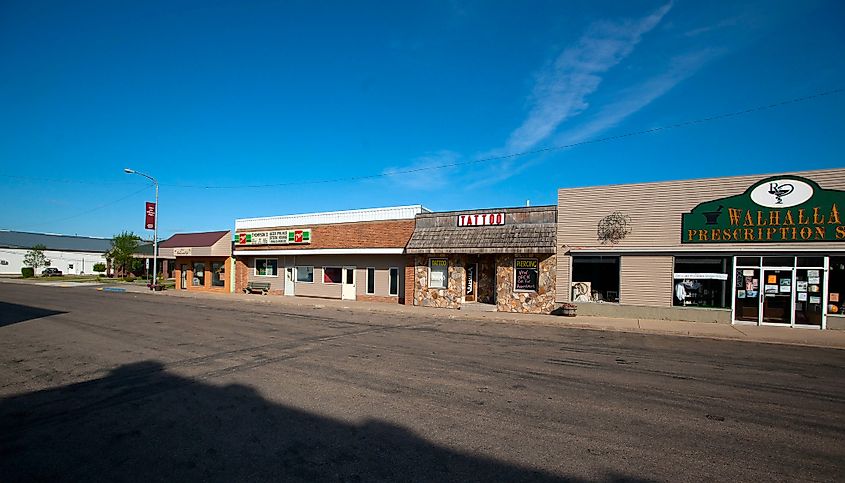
<box><xmin>145</xmin><ymin>202</ymin><xmax>156</xmax><ymax>230</ymax></box>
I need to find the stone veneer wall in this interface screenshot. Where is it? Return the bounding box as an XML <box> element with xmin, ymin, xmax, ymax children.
<box><xmin>413</xmin><ymin>254</ymin><xmax>465</xmax><ymax>309</ymax></box>
<box><xmin>496</xmin><ymin>254</ymin><xmax>557</xmax><ymax>314</ymax></box>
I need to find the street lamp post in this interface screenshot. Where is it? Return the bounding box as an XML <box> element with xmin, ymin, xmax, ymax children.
<box><xmin>124</xmin><ymin>168</ymin><xmax>158</xmax><ymax>288</ymax></box>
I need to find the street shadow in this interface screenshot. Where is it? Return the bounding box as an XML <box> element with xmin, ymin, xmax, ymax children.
<box><xmin>0</xmin><ymin>301</ymin><xmax>66</xmax><ymax>328</ymax></box>
<box><xmin>0</xmin><ymin>361</ymin><xmax>649</xmax><ymax>482</ymax></box>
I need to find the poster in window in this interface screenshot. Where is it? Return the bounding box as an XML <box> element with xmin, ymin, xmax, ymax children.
<box><xmin>746</xmin><ymin>290</ymin><xmax>758</xmax><ymax>298</ymax></box>
<box><xmin>831</xmin><ymin>293</ymin><xmax>840</xmax><ymax>303</ymax></box>
<box><xmin>809</xmin><ymin>296</ymin><xmax>821</xmax><ymax>304</ymax></box>
<box><xmin>796</xmin><ymin>281</ymin><xmax>808</xmax><ymax>292</ymax></box>
<box><xmin>737</xmin><ymin>290</ymin><xmax>746</xmax><ymax>299</ymax></box>
<box><xmin>767</xmin><ymin>274</ymin><xmax>777</xmax><ymax>284</ymax></box>
<box><xmin>514</xmin><ymin>259</ymin><xmax>539</xmax><ymax>291</ymax></box>
<box><xmin>797</xmin><ymin>292</ymin><xmax>808</xmax><ymax>302</ymax></box>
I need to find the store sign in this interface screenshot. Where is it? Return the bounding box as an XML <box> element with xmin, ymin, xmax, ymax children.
<box><xmin>514</xmin><ymin>258</ymin><xmax>539</xmax><ymax>291</ymax></box>
<box><xmin>465</xmin><ymin>265</ymin><xmax>474</xmax><ymax>295</ymax></box>
<box><xmin>236</xmin><ymin>229</ymin><xmax>312</xmax><ymax>245</ymax></box>
<box><xmin>457</xmin><ymin>213</ymin><xmax>505</xmax><ymax>227</ymax></box>
<box><xmin>681</xmin><ymin>176</ymin><xmax>845</xmax><ymax>243</ymax></box>
<box><xmin>145</xmin><ymin>202</ymin><xmax>156</xmax><ymax>230</ymax></box>
<box><xmin>174</xmin><ymin>248</ymin><xmax>192</xmax><ymax>256</ymax></box>
<box><xmin>673</xmin><ymin>272</ymin><xmax>728</xmax><ymax>280</ymax></box>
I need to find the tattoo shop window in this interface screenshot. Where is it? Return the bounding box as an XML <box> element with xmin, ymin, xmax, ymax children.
<box><xmin>429</xmin><ymin>259</ymin><xmax>448</xmax><ymax>289</ymax></box>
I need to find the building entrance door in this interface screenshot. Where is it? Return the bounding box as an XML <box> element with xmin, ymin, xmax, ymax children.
<box><xmin>465</xmin><ymin>263</ymin><xmax>478</xmax><ymax>302</ymax></box>
<box><xmin>762</xmin><ymin>268</ymin><xmax>793</xmax><ymax>325</ymax></box>
<box><xmin>285</xmin><ymin>266</ymin><xmax>295</xmax><ymax>296</ymax></box>
<box><xmin>180</xmin><ymin>264</ymin><xmax>188</xmax><ymax>290</ymax></box>
<box><xmin>342</xmin><ymin>267</ymin><xmax>356</xmax><ymax>300</ymax></box>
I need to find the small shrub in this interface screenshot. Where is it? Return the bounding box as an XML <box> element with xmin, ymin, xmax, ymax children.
<box><xmin>93</xmin><ymin>263</ymin><xmax>106</xmax><ymax>273</ymax></box>
<box><xmin>124</xmin><ymin>275</ymin><xmax>136</xmax><ymax>282</ymax></box>
<box><xmin>21</xmin><ymin>267</ymin><xmax>34</xmax><ymax>278</ymax></box>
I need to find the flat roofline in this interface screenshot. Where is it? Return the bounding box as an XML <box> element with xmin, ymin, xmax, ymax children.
<box><xmin>235</xmin><ymin>204</ymin><xmax>429</xmax><ymax>230</ymax></box>
<box><xmin>416</xmin><ymin>205</ymin><xmax>556</xmax><ymax>217</ymax></box>
<box><xmin>556</xmin><ymin>167</ymin><xmax>845</xmax><ymax>193</ymax></box>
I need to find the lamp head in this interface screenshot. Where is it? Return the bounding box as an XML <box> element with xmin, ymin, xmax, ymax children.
<box><xmin>123</xmin><ymin>168</ymin><xmax>135</xmax><ymax>174</ymax></box>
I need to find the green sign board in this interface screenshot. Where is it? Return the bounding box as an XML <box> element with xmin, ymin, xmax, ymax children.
<box><xmin>681</xmin><ymin>176</ymin><xmax>845</xmax><ymax>244</ymax></box>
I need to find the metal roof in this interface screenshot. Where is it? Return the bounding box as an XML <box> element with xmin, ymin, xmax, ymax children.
<box><xmin>0</xmin><ymin>230</ymin><xmax>113</xmax><ymax>253</ymax></box>
<box><xmin>159</xmin><ymin>231</ymin><xmax>230</xmax><ymax>248</ymax></box>
<box><xmin>236</xmin><ymin>205</ymin><xmax>430</xmax><ymax>230</ymax></box>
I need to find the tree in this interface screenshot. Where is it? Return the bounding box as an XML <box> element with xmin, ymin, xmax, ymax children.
<box><xmin>108</xmin><ymin>232</ymin><xmax>141</xmax><ymax>276</ymax></box>
<box><xmin>23</xmin><ymin>244</ymin><xmax>50</xmax><ymax>272</ymax></box>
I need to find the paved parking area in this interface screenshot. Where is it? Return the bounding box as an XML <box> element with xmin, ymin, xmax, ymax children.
<box><xmin>1</xmin><ymin>283</ymin><xmax>844</xmax><ymax>481</ymax></box>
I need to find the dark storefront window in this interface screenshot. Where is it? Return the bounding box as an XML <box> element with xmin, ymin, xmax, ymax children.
<box><xmin>389</xmin><ymin>267</ymin><xmax>399</xmax><ymax>296</ymax></box>
<box><xmin>366</xmin><ymin>268</ymin><xmax>375</xmax><ymax>294</ymax></box>
<box><xmin>673</xmin><ymin>257</ymin><xmax>731</xmax><ymax>308</ymax></box>
<box><xmin>571</xmin><ymin>256</ymin><xmax>619</xmax><ymax>303</ymax></box>
<box><xmin>193</xmin><ymin>262</ymin><xmax>205</xmax><ymax>286</ymax></box>
<box><xmin>212</xmin><ymin>262</ymin><xmax>225</xmax><ymax>287</ymax></box>
<box><xmin>323</xmin><ymin>267</ymin><xmax>342</xmax><ymax>284</ymax></box>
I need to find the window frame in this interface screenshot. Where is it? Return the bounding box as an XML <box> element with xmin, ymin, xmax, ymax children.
<box><xmin>513</xmin><ymin>258</ymin><xmax>539</xmax><ymax>293</ymax></box>
<box><xmin>296</xmin><ymin>265</ymin><xmax>314</xmax><ymax>283</ymax></box>
<box><xmin>389</xmin><ymin>267</ymin><xmax>399</xmax><ymax>296</ymax></box>
<box><xmin>366</xmin><ymin>267</ymin><xmax>376</xmax><ymax>295</ymax></box>
<box><xmin>192</xmin><ymin>262</ymin><xmax>205</xmax><ymax>287</ymax></box>
<box><xmin>428</xmin><ymin>258</ymin><xmax>448</xmax><ymax>289</ymax></box>
<box><xmin>322</xmin><ymin>266</ymin><xmax>343</xmax><ymax>285</ymax></box>
<box><xmin>254</xmin><ymin>258</ymin><xmax>279</xmax><ymax>277</ymax></box>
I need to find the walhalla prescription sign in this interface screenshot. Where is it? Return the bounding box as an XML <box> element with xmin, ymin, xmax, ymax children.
<box><xmin>681</xmin><ymin>176</ymin><xmax>845</xmax><ymax>243</ymax></box>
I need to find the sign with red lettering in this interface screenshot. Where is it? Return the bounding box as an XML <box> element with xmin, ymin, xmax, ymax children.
<box><xmin>145</xmin><ymin>202</ymin><xmax>156</xmax><ymax>230</ymax></box>
<box><xmin>457</xmin><ymin>213</ymin><xmax>505</xmax><ymax>227</ymax></box>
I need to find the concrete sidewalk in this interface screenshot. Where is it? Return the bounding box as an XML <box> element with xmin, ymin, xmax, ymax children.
<box><xmin>88</xmin><ymin>281</ymin><xmax>845</xmax><ymax>350</ymax></box>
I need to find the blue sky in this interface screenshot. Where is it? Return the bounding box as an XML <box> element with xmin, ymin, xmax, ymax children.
<box><xmin>1</xmin><ymin>0</ymin><xmax>843</xmax><ymax>239</ymax></box>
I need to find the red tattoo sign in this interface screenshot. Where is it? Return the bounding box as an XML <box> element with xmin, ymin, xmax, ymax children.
<box><xmin>145</xmin><ymin>202</ymin><xmax>156</xmax><ymax>230</ymax></box>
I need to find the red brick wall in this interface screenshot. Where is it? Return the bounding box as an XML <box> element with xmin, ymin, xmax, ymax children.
<box><xmin>404</xmin><ymin>257</ymin><xmax>415</xmax><ymax>306</ymax></box>
<box><xmin>358</xmin><ymin>294</ymin><xmax>399</xmax><ymax>304</ymax></box>
<box><xmin>236</xmin><ymin>219</ymin><xmax>415</xmax><ymax>251</ymax></box>
<box><xmin>235</xmin><ymin>258</ymin><xmax>249</xmax><ymax>293</ymax></box>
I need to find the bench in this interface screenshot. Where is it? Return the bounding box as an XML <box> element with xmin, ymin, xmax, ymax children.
<box><xmin>244</xmin><ymin>281</ymin><xmax>271</xmax><ymax>295</ymax></box>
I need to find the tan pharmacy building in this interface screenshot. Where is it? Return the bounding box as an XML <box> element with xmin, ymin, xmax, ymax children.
<box><xmin>556</xmin><ymin>168</ymin><xmax>845</xmax><ymax>329</ymax></box>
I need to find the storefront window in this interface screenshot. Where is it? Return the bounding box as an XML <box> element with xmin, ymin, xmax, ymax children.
<box><xmin>211</xmin><ymin>262</ymin><xmax>225</xmax><ymax>287</ymax></box>
<box><xmin>829</xmin><ymin>257</ymin><xmax>845</xmax><ymax>317</ymax></box>
<box><xmin>323</xmin><ymin>267</ymin><xmax>342</xmax><ymax>284</ymax></box>
<box><xmin>296</xmin><ymin>266</ymin><xmax>314</xmax><ymax>283</ymax></box>
<box><xmin>389</xmin><ymin>267</ymin><xmax>399</xmax><ymax>296</ymax></box>
<box><xmin>193</xmin><ymin>262</ymin><xmax>205</xmax><ymax>286</ymax></box>
<box><xmin>255</xmin><ymin>258</ymin><xmax>278</xmax><ymax>277</ymax></box>
<box><xmin>514</xmin><ymin>259</ymin><xmax>539</xmax><ymax>292</ymax></box>
<box><xmin>429</xmin><ymin>259</ymin><xmax>448</xmax><ymax>289</ymax></box>
<box><xmin>673</xmin><ymin>257</ymin><xmax>730</xmax><ymax>308</ymax></box>
<box><xmin>571</xmin><ymin>256</ymin><xmax>619</xmax><ymax>303</ymax></box>
<box><xmin>366</xmin><ymin>268</ymin><xmax>375</xmax><ymax>294</ymax></box>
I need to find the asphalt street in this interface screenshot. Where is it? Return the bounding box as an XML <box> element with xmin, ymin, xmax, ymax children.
<box><xmin>0</xmin><ymin>283</ymin><xmax>843</xmax><ymax>482</ymax></box>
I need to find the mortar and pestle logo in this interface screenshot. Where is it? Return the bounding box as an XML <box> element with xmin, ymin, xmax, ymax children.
<box><xmin>702</xmin><ymin>205</ymin><xmax>723</xmax><ymax>225</ymax></box>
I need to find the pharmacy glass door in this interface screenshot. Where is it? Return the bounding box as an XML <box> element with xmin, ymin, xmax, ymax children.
<box><xmin>761</xmin><ymin>268</ymin><xmax>793</xmax><ymax>325</ymax></box>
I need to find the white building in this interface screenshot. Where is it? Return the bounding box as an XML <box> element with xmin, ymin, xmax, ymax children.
<box><xmin>0</xmin><ymin>231</ymin><xmax>112</xmax><ymax>276</ymax></box>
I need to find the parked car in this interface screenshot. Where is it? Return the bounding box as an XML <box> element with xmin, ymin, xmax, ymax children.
<box><xmin>41</xmin><ymin>267</ymin><xmax>63</xmax><ymax>277</ymax></box>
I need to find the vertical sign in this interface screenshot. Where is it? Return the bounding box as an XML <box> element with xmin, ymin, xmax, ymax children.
<box><xmin>145</xmin><ymin>202</ymin><xmax>156</xmax><ymax>230</ymax></box>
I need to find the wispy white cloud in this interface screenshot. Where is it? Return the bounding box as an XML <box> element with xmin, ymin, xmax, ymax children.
<box><xmin>684</xmin><ymin>15</ymin><xmax>743</xmax><ymax>37</ymax></box>
<box><xmin>554</xmin><ymin>48</ymin><xmax>721</xmax><ymax>146</ymax></box>
<box><xmin>505</xmin><ymin>2</ymin><xmax>673</xmax><ymax>153</ymax></box>
<box><xmin>381</xmin><ymin>150</ymin><xmax>461</xmax><ymax>190</ymax></box>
